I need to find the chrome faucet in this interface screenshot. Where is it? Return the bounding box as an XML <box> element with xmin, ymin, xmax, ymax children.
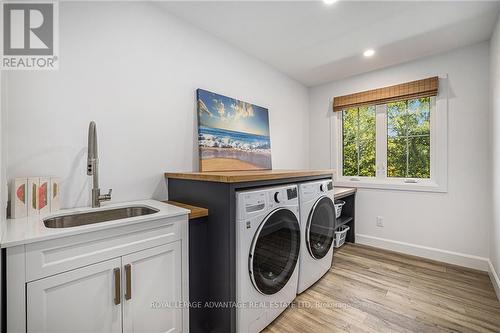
<box><xmin>87</xmin><ymin>121</ymin><xmax>112</xmax><ymax>207</ymax></box>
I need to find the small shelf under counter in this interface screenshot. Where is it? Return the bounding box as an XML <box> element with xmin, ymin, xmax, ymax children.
<box><xmin>336</xmin><ymin>215</ymin><xmax>354</xmax><ymax>228</ymax></box>
<box><xmin>334</xmin><ymin>186</ymin><xmax>356</xmax><ymax>244</ymax></box>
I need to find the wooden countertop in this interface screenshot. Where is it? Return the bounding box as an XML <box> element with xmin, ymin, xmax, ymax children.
<box><xmin>163</xmin><ymin>201</ymin><xmax>209</xmax><ymax>220</ymax></box>
<box><xmin>162</xmin><ymin>188</ymin><xmax>353</xmax><ymax>220</ymax></box>
<box><xmin>165</xmin><ymin>169</ymin><xmax>334</xmax><ymax>183</ymax></box>
<box><xmin>334</xmin><ymin>187</ymin><xmax>357</xmax><ymax>199</ymax></box>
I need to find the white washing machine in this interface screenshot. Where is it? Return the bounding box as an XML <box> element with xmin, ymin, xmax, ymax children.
<box><xmin>236</xmin><ymin>184</ymin><xmax>300</xmax><ymax>333</ymax></box>
<box><xmin>297</xmin><ymin>179</ymin><xmax>336</xmax><ymax>294</ymax></box>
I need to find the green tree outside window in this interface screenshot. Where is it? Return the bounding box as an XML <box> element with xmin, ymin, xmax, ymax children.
<box><xmin>342</xmin><ymin>106</ymin><xmax>376</xmax><ymax>177</ymax></box>
<box><xmin>387</xmin><ymin>97</ymin><xmax>430</xmax><ymax>178</ymax></box>
<box><xmin>342</xmin><ymin>97</ymin><xmax>431</xmax><ymax>179</ymax></box>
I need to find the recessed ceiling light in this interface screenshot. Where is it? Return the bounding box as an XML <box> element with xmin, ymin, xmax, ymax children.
<box><xmin>363</xmin><ymin>49</ymin><xmax>375</xmax><ymax>57</ymax></box>
<box><xmin>323</xmin><ymin>0</ymin><xmax>338</xmax><ymax>5</ymax></box>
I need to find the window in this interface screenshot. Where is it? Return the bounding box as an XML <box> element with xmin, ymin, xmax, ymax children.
<box><xmin>342</xmin><ymin>97</ymin><xmax>431</xmax><ymax>178</ymax></box>
<box><xmin>341</xmin><ymin>97</ymin><xmax>432</xmax><ymax>180</ymax></box>
<box><xmin>387</xmin><ymin>98</ymin><xmax>430</xmax><ymax>179</ymax></box>
<box><xmin>342</xmin><ymin>106</ymin><xmax>376</xmax><ymax>177</ymax></box>
<box><xmin>332</xmin><ymin>76</ymin><xmax>446</xmax><ymax>192</ymax></box>
<box><xmin>333</xmin><ymin>95</ymin><xmax>447</xmax><ymax>192</ymax></box>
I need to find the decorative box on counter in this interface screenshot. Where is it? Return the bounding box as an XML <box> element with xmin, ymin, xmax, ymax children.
<box><xmin>38</xmin><ymin>177</ymin><xmax>50</xmax><ymax>216</ymax></box>
<box><xmin>10</xmin><ymin>178</ymin><xmax>27</xmax><ymax>218</ymax></box>
<box><xmin>10</xmin><ymin>176</ymin><xmax>61</xmax><ymax>218</ymax></box>
<box><xmin>27</xmin><ymin>177</ymin><xmax>39</xmax><ymax>217</ymax></box>
<box><xmin>51</xmin><ymin>177</ymin><xmax>60</xmax><ymax>212</ymax></box>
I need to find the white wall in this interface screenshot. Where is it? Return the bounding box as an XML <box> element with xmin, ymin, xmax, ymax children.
<box><xmin>1</xmin><ymin>72</ymin><xmax>6</xmax><ymax>216</ymax></box>
<box><xmin>490</xmin><ymin>15</ymin><xmax>500</xmax><ymax>296</ymax></box>
<box><xmin>0</xmin><ymin>69</ymin><xmax>3</xmax><ymax>331</ymax></box>
<box><xmin>309</xmin><ymin>42</ymin><xmax>491</xmax><ymax>270</ymax></box>
<box><xmin>4</xmin><ymin>2</ymin><xmax>309</xmax><ymax>208</ymax></box>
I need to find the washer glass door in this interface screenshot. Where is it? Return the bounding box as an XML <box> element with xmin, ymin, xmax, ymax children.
<box><xmin>249</xmin><ymin>208</ymin><xmax>300</xmax><ymax>295</ymax></box>
<box><xmin>306</xmin><ymin>196</ymin><xmax>336</xmax><ymax>259</ymax></box>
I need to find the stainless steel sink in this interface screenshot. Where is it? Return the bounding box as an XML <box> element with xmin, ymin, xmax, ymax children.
<box><xmin>43</xmin><ymin>206</ymin><xmax>160</xmax><ymax>228</ymax></box>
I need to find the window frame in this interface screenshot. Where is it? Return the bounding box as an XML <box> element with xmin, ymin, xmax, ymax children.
<box><xmin>332</xmin><ymin>83</ymin><xmax>448</xmax><ymax>193</ymax></box>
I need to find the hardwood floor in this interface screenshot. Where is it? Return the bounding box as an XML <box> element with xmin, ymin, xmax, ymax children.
<box><xmin>263</xmin><ymin>243</ymin><xmax>500</xmax><ymax>333</ymax></box>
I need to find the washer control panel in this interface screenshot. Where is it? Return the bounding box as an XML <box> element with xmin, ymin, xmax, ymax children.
<box><xmin>273</xmin><ymin>191</ymin><xmax>282</xmax><ymax>203</ymax></box>
<box><xmin>287</xmin><ymin>187</ymin><xmax>298</xmax><ymax>200</ymax></box>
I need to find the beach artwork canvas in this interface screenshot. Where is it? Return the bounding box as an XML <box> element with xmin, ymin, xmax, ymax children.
<box><xmin>197</xmin><ymin>89</ymin><xmax>272</xmax><ymax>172</ymax></box>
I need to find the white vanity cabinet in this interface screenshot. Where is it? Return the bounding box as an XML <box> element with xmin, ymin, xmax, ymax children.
<box><xmin>2</xmin><ymin>201</ymin><xmax>189</xmax><ymax>333</ymax></box>
<box><xmin>122</xmin><ymin>242</ymin><xmax>183</xmax><ymax>333</ymax></box>
<box><xmin>27</xmin><ymin>257</ymin><xmax>123</xmax><ymax>333</ymax></box>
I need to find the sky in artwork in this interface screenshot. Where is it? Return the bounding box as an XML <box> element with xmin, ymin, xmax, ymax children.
<box><xmin>197</xmin><ymin>89</ymin><xmax>270</xmax><ymax>137</ymax></box>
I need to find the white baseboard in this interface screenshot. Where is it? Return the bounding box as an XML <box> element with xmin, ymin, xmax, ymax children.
<box><xmin>356</xmin><ymin>234</ymin><xmax>490</xmax><ymax>271</ymax></box>
<box><xmin>488</xmin><ymin>260</ymin><xmax>500</xmax><ymax>301</ymax></box>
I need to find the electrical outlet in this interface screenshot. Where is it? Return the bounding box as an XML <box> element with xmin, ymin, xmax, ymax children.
<box><xmin>376</xmin><ymin>216</ymin><xmax>384</xmax><ymax>227</ymax></box>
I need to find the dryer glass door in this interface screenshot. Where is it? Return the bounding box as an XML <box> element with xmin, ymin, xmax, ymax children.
<box><xmin>249</xmin><ymin>208</ymin><xmax>300</xmax><ymax>295</ymax></box>
<box><xmin>306</xmin><ymin>196</ymin><xmax>336</xmax><ymax>260</ymax></box>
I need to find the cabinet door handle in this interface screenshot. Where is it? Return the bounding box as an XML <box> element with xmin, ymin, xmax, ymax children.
<box><xmin>125</xmin><ymin>264</ymin><xmax>132</xmax><ymax>300</ymax></box>
<box><xmin>114</xmin><ymin>267</ymin><xmax>121</xmax><ymax>305</ymax></box>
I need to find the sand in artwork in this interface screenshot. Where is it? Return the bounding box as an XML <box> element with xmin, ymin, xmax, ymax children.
<box><xmin>200</xmin><ymin>158</ymin><xmax>262</xmax><ymax>171</ymax></box>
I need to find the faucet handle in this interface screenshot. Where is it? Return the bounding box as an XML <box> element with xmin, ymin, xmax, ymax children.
<box><xmin>87</xmin><ymin>159</ymin><xmax>95</xmax><ymax>176</ymax></box>
<box><xmin>100</xmin><ymin>189</ymin><xmax>112</xmax><ymax>201</ymax></box>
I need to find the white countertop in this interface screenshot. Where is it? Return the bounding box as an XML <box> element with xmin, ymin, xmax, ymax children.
<box><xmin>0</xmin><ymin>200</ymin><xmax>189</xmax><ymax>248</ymax></box>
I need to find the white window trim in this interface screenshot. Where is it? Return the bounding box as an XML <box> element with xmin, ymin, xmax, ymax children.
<box><xmin>331</xmin><ymin>75</ymin><xmax>448</xmax><ymax>193</ymax></box>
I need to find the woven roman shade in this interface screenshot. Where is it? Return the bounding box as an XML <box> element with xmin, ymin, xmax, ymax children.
<box><xmin>333</xmin><ymin>76</ymin><xmax>439</xmax><ymax>112</ymax></box>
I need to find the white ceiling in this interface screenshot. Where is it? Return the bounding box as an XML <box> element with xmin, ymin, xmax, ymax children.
<box><xmin>160</xmin><ymin>1</ymin><xmax>500</xmax><ymax>87</ymax></box>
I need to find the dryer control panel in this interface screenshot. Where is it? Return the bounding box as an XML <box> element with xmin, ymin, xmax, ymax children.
<box><xmin>236</xmin><ymin>184</ymin><xmax>299</xmax><ymax>220</ymax></box>
<box><xmin>299</xmin><ymin>179</ymin><xmax>334</xmax><ymax>203</ymax></box>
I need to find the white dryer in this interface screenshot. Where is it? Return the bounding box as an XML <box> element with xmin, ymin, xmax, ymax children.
<box><xmin>236</xmin><ymin>184</ymin><xmax>300</xmax><ymax>333</ymax></box>
<box><xmin>297</xmin><ymin>179</ymin><xmax>336</xmax><ymax>294</ymax></box>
